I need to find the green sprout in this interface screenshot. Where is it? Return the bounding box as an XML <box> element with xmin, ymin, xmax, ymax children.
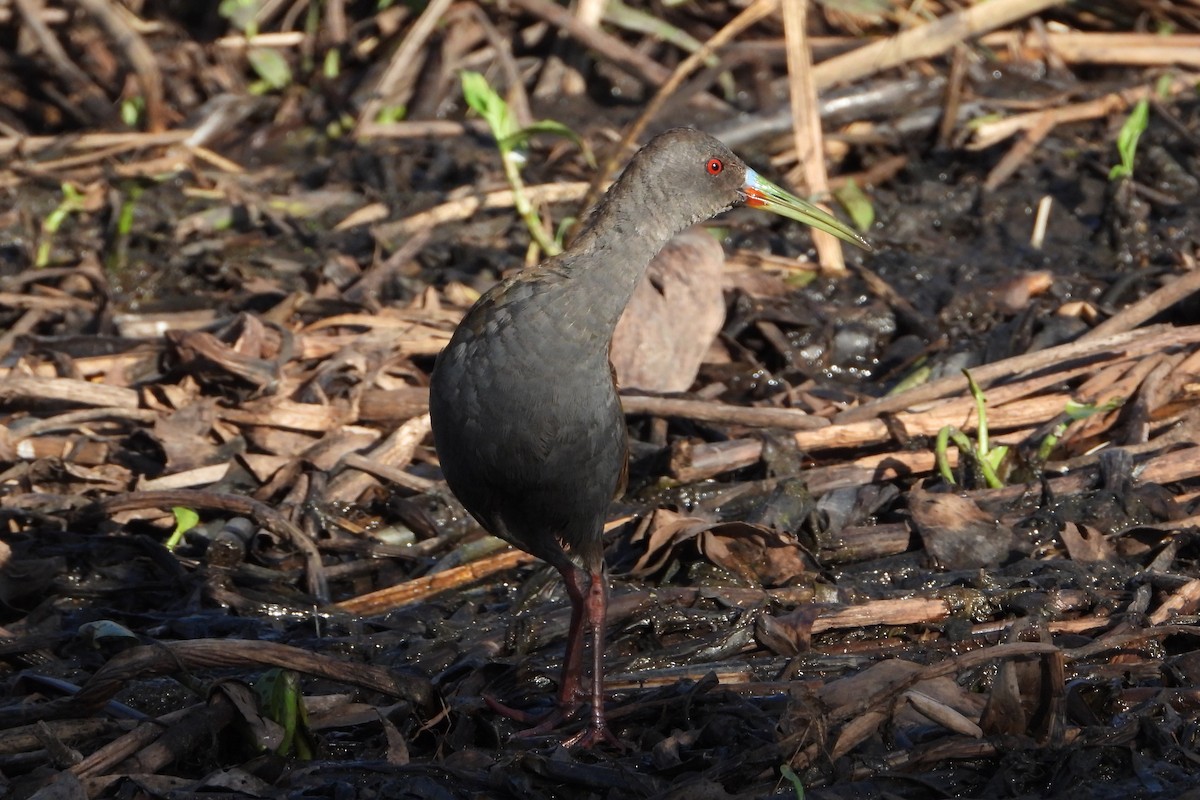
<box><xmin>36</xmin><ymin>183</ymin><xmax>88</xmax><ymax>267</ymax></box>
<box><xmin>120</xmin><ymin>96</ymin><xmax>144</xmax><ymax>128</ymax></box>
<box><xmin>780</xmin><ymin>764</ymin><xmax>806</xmax><ymax>799</ymax></box>
<box><xmin>374</xmin><ymin>104</ymin><xmax>406</xmax><ymax>124</ymax></box>
<box><xmin>1032</xmin><ymin>397</ymin><xmax>1125</xmax><ymax>465</ymax></box>
<box><xmin>247</xmin><ymin>47</ymin><xmax>292</xmax><ymax>93</ymax></box>
<box><xmin>164</xmin><ymin>506</ymin><xmax>200</xmax><ymax>551</ymax></box>
<box><xmin>554</xmin><ymin>215</ymin><xmax>578</xmax><ymax>252</ymax></box>
<box><xmin>460</xmin><ymin>70</ymin><xmax>593</xmax><ymax>258</ymax></box>
<box><xmin>833</xmin><ymin>178</ymin><xmax>875</xmax><ymax>234</ymax></box>
<box><xmin>1108</xmin><ymin>98</ymin><xmax>1149</xmax><ymax>181</ymax></box>
<box><xmin>323</xmin><ymin>48</ymin><xmax>340</xmax><ymax>80</ymax></box>
<box><xmin>325</xmin><ymin>112</ymin><xmax>358</xmax><ymax>139</ymax></box>
<box><xmin>888</xmin><ymin>361</ymin><xmax>931</xmax><ymax>395</ymax></box>
<box><xmin>936</xmin><ymin>369</ymin><xmax>1126</xmax><ymax>488</ymax></box>
<box><xmin>217</xmin><ymin>0</ymin><xmax>292</xmax><ymax>93</ymax></box>
<box><xmin>218</xmin><ymin>0</ymin><xmax>260</xmax><ymax>35</ymax></box>
<box><xmin>935</xmin><ymin>369</ymin><xmax>1007</xmax><ymax>489</ymax></box>
<box><xmin>106</xmin><ymin>183</ymin><xmax>143</xmax><ymax>273</ymax></box>
<box><xmin>254</xmin><ymin>668</ymin><xmax>315</xmax><ymax>759</ymax></box>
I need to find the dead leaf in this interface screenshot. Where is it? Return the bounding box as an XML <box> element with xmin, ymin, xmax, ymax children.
<box><xmin>903</xmin><ymin>689</ymin><xmax>983</xmax><ymax>737</ymax></box>
<box><xmin>629</xmin><ymin>508</ymin><xmax>813</xmax><ymax>586</ymax></box>
<box><xmin>910</xmin><ymin>488</ymin><xmax>1013</xmax><ymax>569</ymax></box>
<box><xmin>612</xmin><ymin>229</ymin><xmax>725</xmax><ymax>392</ymax></box>
<box><xmin>1060</xmin><ymin>522</ymin><xmax>1118</xmax><ymax>563</ymax></box>
<box><xmin>756</xmin><ymin>604</ymin><xmax>824</xmax><ymax>655</ymax></box>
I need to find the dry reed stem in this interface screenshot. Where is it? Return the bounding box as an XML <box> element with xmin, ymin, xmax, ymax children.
<box><xmin>783</xmin><ymin>0</ymin><xmax>846</xmax><ymax>273</ymax></box>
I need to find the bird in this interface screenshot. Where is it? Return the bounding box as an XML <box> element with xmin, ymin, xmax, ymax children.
<box><xmin>429</xmin><ymin>127</ymin><xmax>869</xmax><ymax>747</ymax></box>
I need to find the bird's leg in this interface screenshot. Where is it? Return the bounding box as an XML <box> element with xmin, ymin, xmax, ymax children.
<box><xmin>487</xmin><ymin>563</ymin><xmax>620</xmax><ymax>747</ymax></box>
<box><xmin>485</xmin><ymin>564</ymin><xmax>588</xmax><ymax>735</ymax></box>
<box><xmin>555</xmin><ymin>564</ymin><xmax>589</xmax><ymax>709</ymax></box>
<box><xmin>563</xmin><ymin>565</ymin><xmax>622</xmax><ymax>749</ymax></box>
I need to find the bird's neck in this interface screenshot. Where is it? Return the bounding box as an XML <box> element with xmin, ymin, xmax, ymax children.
<box><xmin>558</xmin><ymin>182</ymin><xmax>686</xmax><ymax>335</ymax></box>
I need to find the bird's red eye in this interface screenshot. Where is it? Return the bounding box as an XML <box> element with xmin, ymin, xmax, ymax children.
<box><xmin>706</xmin><ymin>158</ymin><xmax>724</xmax><ymax>175</ymax></box>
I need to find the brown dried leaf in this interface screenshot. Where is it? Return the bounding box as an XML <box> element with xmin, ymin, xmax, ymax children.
<box><xmin>695</xmin><ymin>522</ymin><xmax>813</xmax><ymax>586</ymax></box>
<box><xmin>611</xmin><ymin>229</ymin><xmax>725</xmax><ymax>393</ymax></box>
<box><xmin>979</xmin><ymin>657</ymin><xmax>1027</xmax><ymax>735</ymax></box>
<box><xmin>61</xmin><ymin>461</ymin><xmax>132</xmax><ymax>491</ymax></box>
<box><xmin>1061</xmin><ymin>522</ymin><xmax>1118</xmax><ymax>563</ymax></box>
<box><xmin>153</xmin><ymin>399</ymin><xmax>222</xmax><ymax>471</ymax></box>
<box><xmin>628</xmin><ymin>508</ymin><xmax>812</xmax><ymax>586</ymax></box>
<box><xmin>822</xmin><ymin>658</ymin><xmax>924</xmax><ymax>759</ymax></box>
<box><xmin>212</xmin><ymin>679</ymin><xmax>284</xmax><ymax>752</ymax></box>
<box><xmin>756</xmin><ymin>604</ymin><xmax>824</xmax><ymax>655</ymax></box>
<box><xmin>830</xmin><ymin>709</ymin><xmax>890</xmax><ymax>761</ymax></box>
<box><xmin>238</xmin><ymin>453</ymin><xmax>293</xmax><ymax>483</ymax></box>
<box><xmin>903</xmin><ymin>689</ymin><xmax>983</xmax><ymax>738</ymax></box>
<box><xmin>910</xmin><ymin>488</ymin><xmax>1013</xmax><ymax>569</ymax></box>
<box><xmin>302</xmin><ymin>428</ymin><xmax>381</xmax><ymax>471</ymax></box>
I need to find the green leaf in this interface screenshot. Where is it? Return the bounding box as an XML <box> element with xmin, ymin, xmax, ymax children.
<box><xmin>888</xmin><ymin>362</ymin><xmax>930</xmax><ymax>395</ymax></box>
<box><xmin>116</xmin><ymin>184</ymin><xmax>141</xmax><ymax>236</ymax></box>
<box><xmin>375</xmin><ymin>104</ymin><xmax>407</xmax><ymax>124</ymax></box>
<box><xmin>963</xmin><ymin>368</ymin><xmax>990</xmax><ymax>455</ymax></box>
<box><xmin>1064</xmin><ymin>396</ymin><xmax>1124</xmax><ymax>421</ymax></box>
<box><xmin>165</xmin><ymin>506</ymin><xmax>200</xmax><ymax>551</ymax></box>
<box><xmin>501</xmin><ymin>120</ymin><xmax>595</xmax><ymax>167</ymax></box>
<box><xmin>460</xmin><ymin>70</ymin><xmax>515</xmax><ymax>143</ymax></box>
<box><xmin>1108</xmin><ymin>98</ymin><xmax>1149</xmax><ymax>181</ymax></box>
<box><xmin>833</xmin><ymin>178</ymin><xmax>874</xmax><ymax>233</ymax></box>
<box><xmin>255</xmin><ymin>669</ymin><xmax>315</xmax><ymax>758</ymax></box>
<box><xmin>247</xmin><ymin>47</ymin><xmax>292</xmax><ymax>90</ymax></box>
<box><xmin>935</xmin><ymin>426</ymin><xmax>957</xmax><ymax>485</ymax></box>
<box><xmin>120</xmin><ymin>97</ymin><xmax>143</xmax><ymax>128</ymax></box>
<box><xmin>323</xmin><ymin>48</ymin><xmax>340</xmax><ymax>80</ymax></box>
<box><xmin>1155</xmin><ymin>73</ymin><xmax>1174</xmax><ymax>99</ymax></box>
<box><xmin>984</xmin><ymin>444</ymin><xmax>1009</xmax><ymax>472</ymax></box>
<box><xmin>780</xmin><ymin>764</ymin><xmax>805</xmax><ymax>799</ymax></box>
<box><xmin>218</xmin><ymin>0</ymin><xmax>260</xmax><ymax>32</ymax></box>
<box><xmin>554</xmin><ymin>215</ymin><xmax>577</xmax><ymax>250</ymax></box>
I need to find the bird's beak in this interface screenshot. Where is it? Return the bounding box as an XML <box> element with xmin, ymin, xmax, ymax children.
<box><xmin>741</xmin><ymin>168</ymin><xmax>871</xmax><ymax>250</ymax></box>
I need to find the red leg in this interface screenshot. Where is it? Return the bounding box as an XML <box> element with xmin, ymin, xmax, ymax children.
<box><xmin>556</xmin><ymin>565</ymin><xmax>589</xmax><ymax>709</ymax></box>
<box><xmin>563</xmin><ymin>566</ymin><xmax>622</xmax><ymax>749</ymax></box>
<box><xmin>484</xmin><ymin>565</ymin><xmax>588</xmax><ymax>737</ymax></box>
<box><xmin>487</xmin><ymin>563</ymin><xmax>620</xmax><ymax>748</ymax></box>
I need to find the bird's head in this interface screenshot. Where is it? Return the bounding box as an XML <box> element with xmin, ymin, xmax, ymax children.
<box><xmin>631</xmin><ymin>128</ymin><xmax>871</xmax><ymax>250</ymax></box>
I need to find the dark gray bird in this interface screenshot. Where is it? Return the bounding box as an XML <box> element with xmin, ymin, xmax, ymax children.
<box><xmin>429</xmin><ymin>127</ymin><xmax>869</xmax><ymax>747</ymax></box>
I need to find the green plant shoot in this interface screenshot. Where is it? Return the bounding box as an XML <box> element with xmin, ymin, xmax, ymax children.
<box><xmin>255</xmin><ymin>668</ymin><xmax>315</xmax><ymax>759</ymax></box>
<box><xmin>1035</xmin><ymin>397</ymin><xmax>1125</xmax><ymax>463</ymax></box>
<box><xmin>247</xmin><ymin>47</ymin><xmax>292</xmax><ymax>93</ymax></box>
<box><xmin>833</xmin><ymin>178</ymin><xmax>874</xmax><ymax>233</ymax></box>
<box><xmin>934</xmin><ymin>369</ymin><xmax>1006</xmax><ymax>489</ymax></box>
<box><xmin>37</xmin><ymin>183</ymin><xmax>88</xmax><ymax>267</ymax></box>
<box><xmin>1108</xmin><ymin>99</ymin><xmax>1149</xmax><ymax>181</ymax></box>
<box><xmin>780</xmin><ymin>764</ymin><xmax>806</xmax><ymax>799</ymax></box>
<box><xmin>460</xmin><ymin>71</ymin><xmax>593</xmax><ymax>257</ymax></box>
<box><xmin>164</xmin><ymin>506</ymin><xmax>200</xmax><ymax>551</ymax></box>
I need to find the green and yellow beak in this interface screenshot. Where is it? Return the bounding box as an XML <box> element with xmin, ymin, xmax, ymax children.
<box><xmin>742</xmin><ymin>168</ymin><xmax>871</xmax><ymax>250</ymax></box>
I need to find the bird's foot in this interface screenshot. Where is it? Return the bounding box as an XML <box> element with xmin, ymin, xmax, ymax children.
<box><xmin>562</xmin><ymin>720</ymin><xmax>624</xmax><ymax>751</ymax></box>
<box><xmin>483</xmin><ymin>694</ymin><xmax>576</xmax><ymax>732</ymax></box>
<box><xmin>483</xmin><ymin>695</ymin><xmax>623</xmax><ymax>749</ymax></box>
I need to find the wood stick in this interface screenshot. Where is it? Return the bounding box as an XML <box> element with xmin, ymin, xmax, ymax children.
<box><xmin>835</xmin><ymin>325</ymin><xmax>1200</xmax><ymax>424</ymax></box>
<box><xmin>811</xmin><ymin>0</ymin><xmax>1064</xmax><ymax>89</ymax></box>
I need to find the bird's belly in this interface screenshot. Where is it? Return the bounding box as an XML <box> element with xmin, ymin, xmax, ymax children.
<box><xmin>430</xmin><ymin>335</ymin><xmax>625</xmax><ymax>557</ymax></box>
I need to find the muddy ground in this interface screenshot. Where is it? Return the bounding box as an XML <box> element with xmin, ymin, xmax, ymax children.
<box><xmin>2</xmin><ymin>2</ymin><xmax>1200</xmax><ymax>799</ymax></box>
